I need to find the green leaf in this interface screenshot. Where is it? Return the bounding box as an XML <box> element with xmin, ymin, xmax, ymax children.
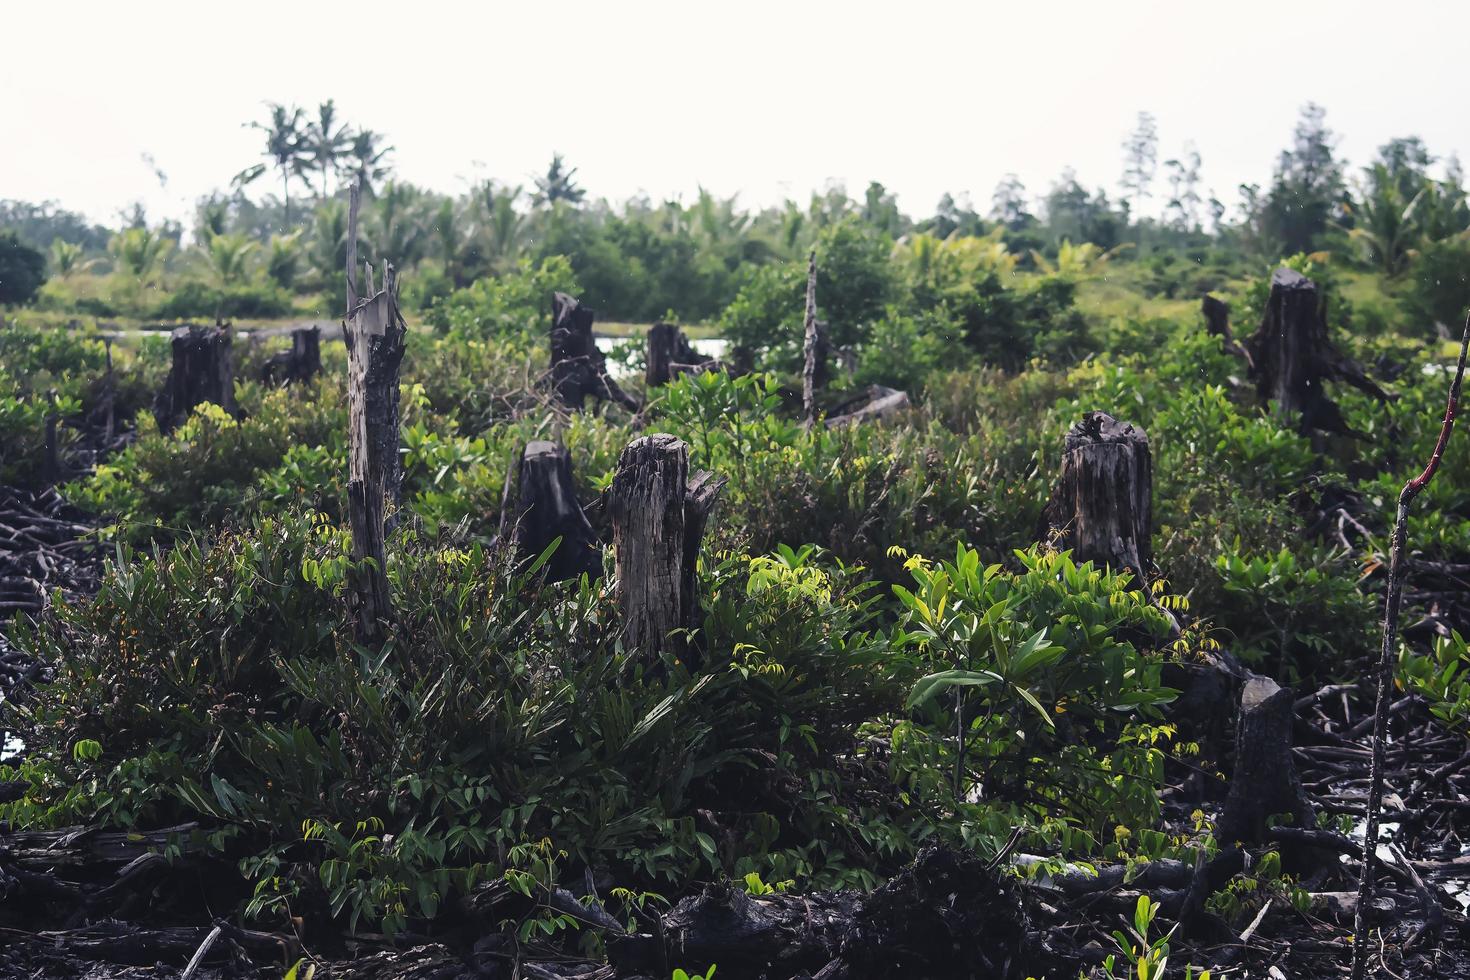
<box><xmin>907</xmin><ymin>669</ymin><xmax>1003</xmax><ymax>709</ymax></box>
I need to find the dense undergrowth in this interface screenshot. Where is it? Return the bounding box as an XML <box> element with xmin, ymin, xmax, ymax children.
<box><xmin>2</xmin><ymin>238</ymin><xmax>1468</xmax><ymax>959</ymax></box>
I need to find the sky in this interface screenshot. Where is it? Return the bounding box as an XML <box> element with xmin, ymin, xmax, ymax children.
<box><xmin>4</xmin><ymin>0</ymin><xmax>1468</xmax><ymax>231</ymax></box>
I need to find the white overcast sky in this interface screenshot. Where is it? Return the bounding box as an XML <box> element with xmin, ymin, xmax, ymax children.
<box><xmin>4</xmin><ymin>0</ymin><xmax>1467</xmax><ymax>229</ymax></box>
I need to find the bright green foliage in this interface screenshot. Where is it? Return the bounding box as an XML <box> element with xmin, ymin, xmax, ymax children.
<box><xmin>1401</xmin><ymin>631</ymin><xmax>1470</xmax><ymax>732</ymax></box>
<box><xmin>1215</xmin><ymin>546</ymin><xmax>1376</xmax><ymax>677</ymax></box>
<box><xmin>426</xmin><ymin>254</ymin><xmax>579</xmax><ymax>340</ymax></box>
<box><xmin>886</xmin><ymin>546</ymin><xmax>1179</xmax><ymax>845</ymax></box>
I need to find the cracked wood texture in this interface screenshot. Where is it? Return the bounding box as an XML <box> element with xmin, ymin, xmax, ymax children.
<box><xmin>343</xmin><ymin>182</ymin><xmax>407</xmax><ymax>646</ymax></box>
<box><xmin>1043</xmin><ymin>412</ymin><xmax>1152</xmax><ymax>579</ymax></box>
<box><xmin>1245</xmin><ymin>268</ymin><xmax>1390</xmax><ymax>436</ymax></box>
<box><xmin>153</xmin><ymin>324</ymin><xmax>235</xmax><ymax>432</ymax></box>
<box><xmin>609</xmin><ymin>434</ymin><xmax>725</xmax><ymax>658</ymax></box>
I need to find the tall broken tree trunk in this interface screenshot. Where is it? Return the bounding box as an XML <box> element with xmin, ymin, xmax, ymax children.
<box><xmin>802</xmin><ymin>251</ymin><xmax>820</xmax><ymax>425</ymax></box>
<box><xmin>1214</xmin><ymin>674</ymin><xmax>1315</xmax><ymax>849</ymax></box>
<box><xmin>261</xmin><ymin>327</ymin><xmax>322</xmax><ymax>386</ymax></box>
<box><xmin>342</xmin><ymin>182</ymin><xmax>408</xmax><ymax>647</ymax></box>
<box><xmin>549</xmin><ymin>292</ymin><xmax>639</xmax><ymax>412</ymax></box>
<box><xmin>500</xmin><ymin>440</ymin><xmax>602</xmax><ymax>583</ymax></box>
<box><xmin>646</xmin><ymin>323</ymin><xmax>704</xmax><ymax>387</ymax></box>
<box><xmin>153</xmin><ymin>324</ymin><xmax>235</xmax><ymax>432</ymax></box>
<box><xmin>608</xmin><ymin>434</ymin><xmax>726</xmax><ymax>659</ymax></box>
<box><xmin>1245</xmin><ymin>269</ymin><xmax>1390</xmax><ymax>436</ymax></box>
<box><xmin>1041</xmin><ymin>412</ymin><xmax>1152</xmax><ymax>579</ymax></box>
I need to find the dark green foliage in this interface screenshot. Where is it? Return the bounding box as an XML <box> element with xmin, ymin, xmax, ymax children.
<box><xmin>0</xmin><ymin>231</ymin><xmax>47</xmax><ymax>305</ymax></box>
<box><xmin>1401</xmin><ymin>237</ymin><xmax>1470</xmax><ymax>335</ymax></box>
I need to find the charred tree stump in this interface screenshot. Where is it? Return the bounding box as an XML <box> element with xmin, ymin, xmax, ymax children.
<box><xmin>608</xmin><ymin>434</ymin><xmax>726</xmax><ymax>658</ymax></box>
<box><xmin>1244</xmin><ymin>268</ymin><xmax>1390</xmax><ymax>436</ymax></box>
<box><xmin>501</xmin><ymin>441</ymin><xmax>602</xmax><ymax>583</ymax></box>
<box><xmin>646</xmin><ymin>322</ymin><xmax>705</xmax><ymax>387</ymax></box>
<box><xmin>802</xmin><ymin>250</ymin><xmax>821</xmax><ymax>425</ymax></box>
<box><xmin>1215</xmin><ymin>674</ymin><xmax>1316</xmax><ymax>848</ymax></box>
<box><xmin>153</xmin><ymin>324</ymin><xmax>235</xmax><ymax>432</ymax></box>
<box><xmin>260</xmin><ymin>327</ymin><xmax>322</xmax><ymax>386</ymax></box>
<box><xmin>1041</xmin><ymin>412</ymin><xmax>1152</xmax><ymax>578</ymax></box>
<box><xmin>1202</xmin><ymin>294</ymin><xmax>1253</xmax><ymax>368</ymax></box>
<box><xmin>40</xmin><ymin>391</ymin><xmax>60</xmax><ymax>486</ymax></box>
<box><xmin>342</xmin><ymin>183</ymin><xmax>408</xmax><ymax>647</ymax></box>
<box><xmin>549</xmin><ymin>292</ymin><xmax>638</xmax><ymax>412</ymax></box>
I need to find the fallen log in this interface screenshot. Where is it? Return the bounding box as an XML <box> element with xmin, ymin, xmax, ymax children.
<box><xmin>825</xmin><ymin>385</ymin><xmax>910</xmax><ymax>427</ymax></box>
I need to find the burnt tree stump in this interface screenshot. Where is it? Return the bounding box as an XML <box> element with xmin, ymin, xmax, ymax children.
<box><xmin>260</xmin><ymin>327</ymin><xmax>322</xmax><ymax>386</ymax></box>
<box><xmin>1042</xmin><ymin>412</ymin><xmax>1152</xmax><ymax>579</ymax></box>
<box><xmin>502</xmin><ymin>441</ymin><xmax>602</xmax><ymax>583</ymax></box>
<box><xmin>1215</xmin><ymin>673</ymin><xmax>1315</xmax><ymax>848</ymax></box>
<box><xmin>1244</xmin><ymin>268</ymin><xmax>1390</xmax><ymax>436</ymax></box>
<box><xmin>343</xmin><ymin>183</ymin><xmax>408</xmax><ymax>647</ymax></box>
<box><xmin>153</xmin><ymin>324</ymin><xmax>235</xmax><ymax>432</ymax></box>
<box><xmin>608</xmin><ymin>434</ymin><xmax>726</xmax><ymax>658</ymax></box>
<box><xmin>549</xmin><ymin>292</ymin><xmax>638</xmax><ymax>412</ymax></box>
<box><xmin>1202</xmin><ymin>294</ymin><xmax>1253</xmax><ymax>368</ymax></box>
<box><xmin>646</xmin><ymin>323</ymin><xmax>704</xmax><ymax>387</ymax></box>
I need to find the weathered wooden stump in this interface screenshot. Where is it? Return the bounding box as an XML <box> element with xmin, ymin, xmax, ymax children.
<box><xmin>153</xmin><ymin>324</ymin><xmax>235</xmax><ymax>432</ymax></box>
<box><xmin>1041</xmin><ymin>412</ymin><xmax>1152</xmax><ymax>578</ymax></box>
<box><xmin>646</xmin><ymin>323</ymin><xmax>704</xmax><ymax>387</ymax></box>
<box><xmin>343</xmin><ymin>184</ymin><xmax>408</xmax><ymax>647</ymax></box>
<box><xmin>502</xmin><ymin>441</ymin><xmax>602</xmax><ymax>583</ymax></box>
<box><xmin>1244</xmin><ymin>268</ymin><xmax>1390</xmax><ymax>436</ymax></box>
<box><xmin>1202</xmin><ymin>294</ymin><xmax>1253</xmax><ymax>368</ymax></box>
<box><xmin>549</xmin><ymin>292</ymin><xmax>638</xmax><ymax>412</ymax></box>
<box><xmin>608</xmin><ymin>434</ymin><xmax>726</xmax><ymax>658</ymax></box>
<box><xmin>260</xmin><ymin>327</ymin><xmax>322</xmax><ymax>386</ymax></box>
<box><xmin>1215</xmin><ymin>673</ymin><xmax>1315</xmax><ymax>848</ymax></box>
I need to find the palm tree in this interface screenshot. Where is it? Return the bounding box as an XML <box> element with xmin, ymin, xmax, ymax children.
<box><xmin>196</xmin><ymin>233</ymin><xmax>258</xmax><ymax>288</ymax></box>
<box><xmin>49</xmin><ymin>239</ymin><xmax>97</xmax><ymax>279</ymax></box>
<box><xmin>474</xmin><ymin>182</ymin><xmax>526</xmax><ymax>272</ymax></box>
<box><xmin>344</xmin><ymin>130</ymin><xmax>394</xmax><ymax>198</ymax></box>
<box><xmin>372</xmin><ymin>182</ymin><xmax>426</xmax><ymax>266</ymax></box>
<box><xmin>1342</xmin><ymin>164</ymin><xmax>1429</xmax><ymax>277</ymax></box>
<box><xmin>309</xmin><ymin>200</ymin><xmax>357</xmax><ymax>298</ymax></box>
<box><xmin>108</xmin><ymin>227</ymin><xmax>173</xmax><ymax>283</ymax></box>
<box><xmin>234</xmin><ymin>103</ymin><xmax>311</xmax><ymax>225</ymax></box>
<box><xmin>432</xmin><ymin>198</ymin><xmax>460</xmax><ymax>278</ymax></box>
<box><xmin>265</xmin><ymin>232</ymin><xmax>302</xmax><ymax>291</ymax></box>
<box><xmin>305</xmin><ymin>100</ymin><xmax>353</xmax><ymax>196</ymax></box>
<box><xmin>532</xmin><ymin>153</ymin><xmax>585</xmax><ymax>207</ymax></box>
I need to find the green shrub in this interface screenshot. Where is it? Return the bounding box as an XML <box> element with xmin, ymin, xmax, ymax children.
<box><xmin>150</xmin><ymin>280</ymin><xmax>294</xmax><ymax>319</ymax></box>
<box><xmin>0</xmin><ymin>231</ymin><xmax>47</xmax><ymax>305</ymax></box>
